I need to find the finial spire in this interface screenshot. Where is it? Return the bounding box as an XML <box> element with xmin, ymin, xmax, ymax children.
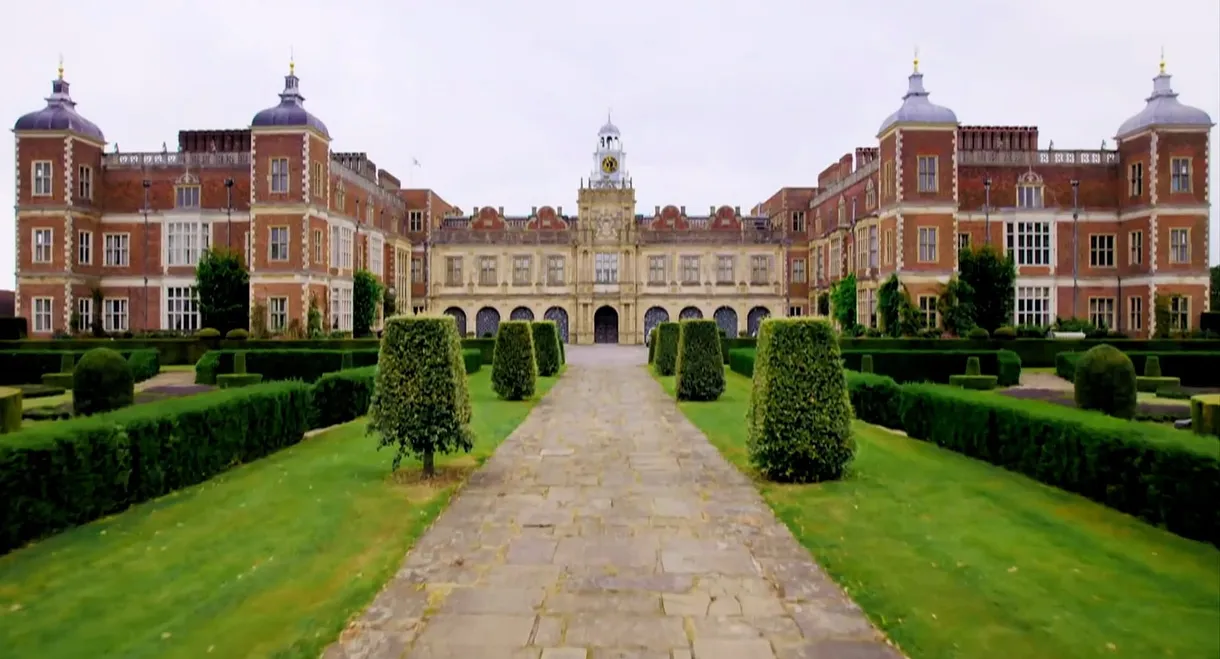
<box><xmin>1158</xmin><ymin>46</ymin><xmax>1165</xmax><ymax>74</ymax></box>
<box><xmin>57</xmin><ymin>54</ymin><xmax>64</xmax><ymax>80</ymax></box>
<box><xmin>289</xmin><ymin>46</ymin><xmax>295</xmax><ymax>75</ymax></box>
<box><xmin>913</xmin><ymin>46</ymin><xmax>919</xmax><ymax>73</ymax></box>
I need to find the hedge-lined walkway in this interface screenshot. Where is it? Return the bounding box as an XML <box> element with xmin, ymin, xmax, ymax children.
<box><xmin>324</xmin><ymin>346</ymin><xmax>899</xmax><ymax>658</ymax></box>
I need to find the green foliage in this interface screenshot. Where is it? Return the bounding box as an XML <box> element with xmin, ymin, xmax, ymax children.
<box><xmin>531</xmin><ymin>321</ymin><xmax>561</xmax><ymax>377</ymax></box>
<box><xmin>878</xmin><ymin>275</ymin><xmax>903</xmax><ymax>336</ymax></box>
<box><xmin>311</xmin><ymin>366</ymin><xmax>376</xmax><ymax>428</ymax></box>
<box><xmin>830</xmin><ymin>273</ymin><xmax>857</xmax><ymax>328</ymax></box>
<box><xmin>860</xmin><ymin>354</ymin><xmax>874</xmax><ymax>373</ymax></box>
<box><xmin>816</xmin><ymin>292</ymin><xmax>830</xmax><ymax>317</ymax></box>
<box><xmin>40</xmin><ymin>372</ymin><xmax>74</xmax><ymax>389</ymax></box>
<box><xmin>899</xmin><ymin>383</ymin><xmax>1220</xmax><ymax>546</ymax></box>
<box><xmin>341</xmin><ymin>351</ymin><xmax>354</xmax><ymax>371</ymax></box>
<box><xmin>382</xmin><ymin>288</ymin><xmax>398</xmax><ymax>320</ymax></box>
<box><xmin>369</xmin><ymin>315</ymin><xmax>472</xmax><ymax>475</ymax></box>
<box><xmin>958</xmin><ymin>245</ymin><xmax>1015</xmax><ymax>332</ymax></box>
<box><xmin>965</xmin><ymin>356</ymin><xmax>981</xmax><ymax>376</ymax></box>
<box><xmin>1211</xmin><ymin>266</ymin><xmax>1220</xmax><ymax>310</ymax></box>
<box><xmin>1190</xmin><ymin>394</ymin><xmax>1220</xmax><ymax>436</ymax></box>
<box><xmin>491</xmin><ymin>320</ymin><xmax>537</xmax><ymax>401</ymax></box>
<box><xmin>937</xmin><ymin>276</ymin><xmax>976</xmax><ymax>336</ymax></box>
<box><xmin>195</xmin><ymin>248</ymin><xmax>250</xmax><ymax>334</ymax></box>
<box><xmin>653</xmin><ymin>322</ymin><xmax>680</xmax><ymax>376</ymax></box>
<box><xmin>0</xmin><ymin>387</ymin><xmax>21</xmax><ymax>433</ymax></box>
<box><xmin>728</xmin><ymin>348</ymin><xmax>756</xmax><ymax>377</ymax></box>
<box><xmin>0</xmin><ymin>381</ymin><xmax>313</xmax><ymax>553</ymax></box>
<box><xmin>1073</xmin><ymin>344</ymin><xmax>1138</xmax><ymax>419</ymax></box>
<box><xmin>234</xmin><ymin>351</ymin><xmax>248</xmax><ymax>374</ymax></box>
<box><xmin>993</xmin><ymin>326</ymin><xmax>1016</xmax><ymax>340</ymax></box>
<box><xmin>60</xmin><ymin>353</ymin><xmax>75</xmax><ymax>372</ymax></box>
<box><xmin>675</xmin><ymin>320</ymin><xmax>726</xmax><ymax>401</ymax></box>
<box><xmin>948</xmin><ymin>374</ymin><xmax>998</xmax><ymax>390</ymax></box>
<box><xmin>250</xmin><ymin>299</ymin><xmax>269</xmax><ymax>339</ymax></box>
<box><xmin>89</xmin><ymin>288</ymin><xmax>105</xmax><ymax>338</ymax></box>
<box><xmin>461</xmin><ymin>349</ymin><xmax>483</xmax><ymax>374</ymax></box>
<box><xmin>72</xmin><ymin>348</ymin><xmax>135</xmax><ymax>416</ymax></box>
<box><xmin>844</xmin><ymin>371</ymin><xmax>903</xmax><ymax>429</ymax></box>
<box><xmin>747</xmin><ymin>318</ymin><xmax>855</xmax><ymax>483</ymax></box>
<box><xmin>198</xmin><ymin>328</ymin><xmax>221</xmax><ymax>339</ymax></box>
<box><xmin>1144</xmin><ymin>355</ymin><xmax>1162</xmax><ymax>377</ymax></box>
<box><xmin>353</xmin><ymin>270</ymin><xmax>384</xmax><ymax>338</ymax></box>
<box><xmin>217</xmin><ymin>373</ymin><xmax>264</xmax><ymax>389</ymax></box>
<box><xmin>647</xmin><ymin>328</ymin><xmax>657</xmax><ymax>363</ymax></box>
<box><xmin>307</xmin><ymin>294</ymin><xmax>324</xmax><ymax>339</ymax></box>
<box><xmin>1135</xmin><ymin>376</ymin><xmax>1180</xmax><ymax>393</ymax></box>
<box><xmin>226</xmin><ymin>328</ymin><xmax>249</xmax><ymax>340</ymax></box>
<box><xmin>1153</xmin><ymin>294</ymin><xmax>1172</xmax><ymax>338</ymax></box>
<box><xmin>967</xmin><ymin>327</ymin><xmax>990</xmax><ymax>339</ymax></box>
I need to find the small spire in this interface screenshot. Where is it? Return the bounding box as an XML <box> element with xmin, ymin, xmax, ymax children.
<box><xmin>913</xmin><ymin>46</ymin><xmax>919</xmax><ymax>73</ymax></box>
<box><xmin>289</xmin><ymin>46</ymin><xmax>295</xmax><ymax>75</ymax></box>
<box><xmin>1158</xmin><ymin>46</ymin><xmax>1166</xmax><ymax>74</ymax></box>
<box><xmin>57</xmin><ymin>53</ymin><xmax>64</xmax><ymax>80</ymax></box>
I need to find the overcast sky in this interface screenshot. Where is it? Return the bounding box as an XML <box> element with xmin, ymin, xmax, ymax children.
<box><xmin>3</xmin><ymin>0</ymin><xmax>1218</xmax><ymax>289</ymax></box>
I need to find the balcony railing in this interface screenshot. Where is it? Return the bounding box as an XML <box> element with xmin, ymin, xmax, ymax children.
<box><xmin>431</xmin><ymin>229</ymin><xmax>574</xmax><ymax>245</ymax></box>
<box><xmin>103</xmin><ymin>151</ymin><xmax>251</xmax><ymax>169</ymax></box>
<box><xmin>637</xmin><ymin>229</ymin><xmax>787</xmax><ymax>245</ymax></box>
<box><xmin>958</xmin><ymin>149</ymin><xmax>1119</xmax><ymax>167</ymax></box>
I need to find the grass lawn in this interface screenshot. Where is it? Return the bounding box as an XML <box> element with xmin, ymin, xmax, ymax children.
<box><xmin>0</xmin><ymin>368</ymin><xmax>561</xmax><ymax>659</ymax></box>
<box><xmin>655</xmin><ymin>368</ymin><xmax>1220</xmax><ymax>659</ymax></box>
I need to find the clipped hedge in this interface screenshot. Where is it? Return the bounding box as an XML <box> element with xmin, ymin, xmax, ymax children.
<box><xmin>0</xmin><ymin>387</ymin><xmax>21</xmax><ymax>433</ymax></box>
<box><xmin>531</xmin><ymin>321</ymin><xmax>561</xmax><ymax>377</ymax></box>
<box><xmin>844</xmin><ymin>371</ymin><xmax>902</xmax><ymax>429</ymax></box>
<box><xmin>195</xmin><ymin>349</ymin><xmax>379</xmax><ymax>384</ymax></box>
<box><xmin>899</xmin><ymin>383</ymin><xmax>1220</xmax><ymax>546</ymax></box>
<box><xmin>647</xmin><ymin>328</ymin><xmax>657</xmax><ymax>363</ymax></box>
<box><xmin>1072</xmin><ymin>344</ymin><xmax>1137</xmax><ymax>419</ymax></box>
<box><xmin>462</xmin><ymin>349</ymin><xmax>483</xmax><ymax>374</ymax></box>
<box><xmin>1190</xmin><ymin>394</ymin><xmax>1220</xmax><ymax>437</ymax></box>
<box><xmin>675</xmin><ymin>320</ymin><xmax>725</xmax><ymax>401</ymax></box>
<box><xmin>1057</xmin><ymin>350</ymin><xmax>1220</xmax><ymax>387</ymax></box>
<box><xmin>1136</xmin><ymin>376</ymin><xmax>1180</xmax><ymax>393</ymax></box>
<box><xmin>728</xmin><ymin>348</ymin><xmax>756</xmax><ymax>377</ymax></box>
<box><xmin>748</xmin><ymin>318</ymin><xmax>855</xmax><ymax>483</ymax></box>
<box><xmin>491</xmin><ymin>321</ymin><xmax>537</xmax><ymax>401</ymax></box>
<box><xmin>840</xmin><ymin>349</ymin><xmax>1021</xmax><ymax>386</ymax></box>
<box><xmin>72</xmin><ymin>348</ymin><xmax>134</xmax><ymax>416</ymax></box>
<box><xmin>312</xmin><ymin>366</ymin><xmax>376</xmax><ymax>428</ymax></box>
<box><xmin>0</xmin><ymin>381</ymin><xmax>314</xmax><ymax>553</ymax></box>
<box><xmin>217</xmin><ymin>373</ymin><xmax>264</xmax><ymax>389</ymax></box>
<box><xmin>0</xmin><ymin>349</ymin><xmax>159</xmax><ymax>386</ymax></box>
<box><xmin>948</xmin><ymin>374</ymin><xmax>998</xmax><ymax>390</ymax></box>
<box><xmin>653</xmin><ymin>322</ymin><xmax>680</xmax><ymax>376</ymax></box>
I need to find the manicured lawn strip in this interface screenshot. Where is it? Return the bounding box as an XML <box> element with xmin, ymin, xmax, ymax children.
<box><xmin>655</xmin><ymin>369</ymin><xmax>1220</xmax><ymax>659</ymax></box>
<box><xmin>0</xmin><ymin>369</ymin><xmax>560</xmax><ymax>659</ymax></box>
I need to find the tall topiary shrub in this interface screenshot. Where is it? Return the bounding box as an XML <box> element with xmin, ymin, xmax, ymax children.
<box><xmin>653</xmin><ymin>322</ymin><xmax>680</xmax><ymax>376</ymax></box>
<box><xmin>675</xmin><ymin>320</ymin><xmax>726</xmax><ymax>401</ymax></box>
<box><xmin>748</xmin><ymin>318</ymin><xmax>855</xmax><ymax>482</ymax></box>
<box><xmin>369</xmin><ymin>315</ymin><xmax>472</xmax><ymax>476</ymax></box>
<box><xmin>196</xmin><ymin>247</ymin><xmax>250</xmax><ymax>334</ymax></box>
<box><xmin>353</xmin><ymin>269</ymin><xmax>384</xmax><ymax>338</ymax></box>
<box><xmin>531</xmin><ymin>320</ymin><xmax>561</xmax><ymax>377</ymax></box>
<box><xmin>1144</xmin><ymin>355</ymin><xmax>1162</xmax><ymax>377</ymax></box>
<box><xmin>647</xmin><ymin>328</ymin><xmax>657</xmax><ymax>363</ymax></box>
<box><xmin>73</xmin><ymin>347</ymin><xmax>135</xmax><ymax>416</ymax></box>
<box><xmin>491</xmin><ymin>320</ymin><xmax>537</xmax><ymax>400</ymax></box>
<box><xmin>1073</xmin><ymin>344</ymin><xmax>1137</xmax><ymax>419</ymax></box>
<box><xmin>860</xmin><ymin>354</ymin><xmax>874</xmax><ymax>373</ymax></box>
<box><xmin>965</xmin><ymin>356</ymin><xmax>981</xmax><ymax>376</ymax></box>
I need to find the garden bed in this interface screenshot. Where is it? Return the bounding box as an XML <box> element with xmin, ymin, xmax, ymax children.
<box><xmin>998</xmin><ymin>388</ymin><xmax>1190</xmax><ymax>422</ymax></box>
<box><xmin>21</xmin><ymin>384</ymin><xmax>216</xmax><ymax>422</ymax></box>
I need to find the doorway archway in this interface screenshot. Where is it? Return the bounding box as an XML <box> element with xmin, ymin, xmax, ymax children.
<box><xmin>593</xmin><ymin>306</ymin><xmax>619</xmax><ymax>344</ymax></box>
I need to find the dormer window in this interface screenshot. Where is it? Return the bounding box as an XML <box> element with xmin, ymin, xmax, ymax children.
<box><xmin>1015</xmin><ymin>171</ymin><xmax>1044</xmax><ymax>209</ymax></box>
<box><xmin>837</xmin><ymin>198</ymin><xmax>846</xmax><ymax>226</ymax></box>
<box><xmin>335</xmin><ymin>181</ymin><xmax>346</xmax><ymax>210</ymax></box>
<box><xmin>865</xmin><ymin>179</ymin><xmax>876</xmax><ymax>209</ymax></box>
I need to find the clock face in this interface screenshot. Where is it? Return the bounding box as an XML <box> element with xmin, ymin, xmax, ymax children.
<box><xmin>601</xmin><ymin>156</ymin><xmax>619</xmax><ymax>174</ymax></box>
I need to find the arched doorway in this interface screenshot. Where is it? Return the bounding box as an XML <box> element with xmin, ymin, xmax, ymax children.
<box><xmin>443</xmin><ymin>307</ymin><xmax>468</xmax><ymax>336</ymax></box>
<box><xmin>544</xmin><ymin>306</ymin><xmax>569</xmax><ymax>343</ymax></box>
<box><xmin>714</xmin><ymin>306</ymin><xmax>738</xmax><ymax>337</ymax></box>
<box><xmin>679</xmin><ymin>306</ymin><xmax>703</xmax><ymax>320</ymax></box>
<box><xmin>747</xmin><ymin>306</ymin><xmax>771</xmax><ymax>337</ymax></box>
<box><xmin>510</xmin><ymin>306</ymin><xmax>534</xmax><ymax>321</ymax></box>
<box><xmin>643</xmin><ymin>306</ymin><xmax>669</xmax><ymax>345</ymax></box>
<box><xmin>594</xmin><ymin>306</ymin><xmax>619</xmax><ymax>344</ymax></box>
<box><xmin>475</xmin><ymin>307</ymin><xmax>501</xmax><ymax>338</ymax></box>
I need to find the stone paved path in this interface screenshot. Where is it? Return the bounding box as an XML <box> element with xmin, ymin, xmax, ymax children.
<box><xmin>323</xmin><ymin>346</ymin><xmax>901</xmax><ymax>659</ymax></box>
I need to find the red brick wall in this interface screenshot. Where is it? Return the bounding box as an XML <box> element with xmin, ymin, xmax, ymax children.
<box><xmin>17</xmin><ymin>136</ymin><xmax>67</xmax><ymax>206</ymax></box>
<box><xmin>898</xmin><ymin>130</ymin><xmax>954</xmax><ymax>205</ymax></box>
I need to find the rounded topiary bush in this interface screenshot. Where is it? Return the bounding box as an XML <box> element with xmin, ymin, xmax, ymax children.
<box><xmin>1144</xmin><ymin>355</ymin><xmax>1162</xmax><ymax>377</ymax></box>
<box><xmin>860</xmin><ymin>354</ymin><xmax>874</xmax><ymax>373</ymax></box>
<box><xmin>72</xmin><ymin>347</ymin><xmax>134</xmax><ymax>416</ymax></box>
<box><xmin>369</xmin><ymin>314</ymin><xmax>473</xmax><ymax>475</ymax></box>
<box><xmin>491</xmin><ymin>320</ymin><xmax>537</xmax><ymax>400</ymax></box>
<box><xmin>653</xmin><ymin>322</ymin><xmax>680</xmax><ymax>376</ymax></box>
<box><xmin>198</xmin><ymin>327</ymin><xmax>221</xmax><ymax>339</ymax></box>
<box><xmin>675</xmin><ymin>319</ymin><xmax>726</xmax><ymax>401</ymax></box>
<box><xmin>748</xmin><ymin>318</ymin><xmax>855</xmax><ymax>483</ymax></box>
<box><xmin>993</xmin><ymin>326</ymin><xmax>1016</xmax><ymax>340</ymax></box>
<box><xmin>1073</xmin><ymin>343</ymin><xmax>1137</xmax><ymax>419</ymax></box>
<box><xmin>225</xmin><ymin>328</ymin><xmax>249</xmax><ymax>340</ymax></box>
<box><xmin>967</xmin><ymin>327</ymin><xmax>990</xmax><ymax>340</ymax></box>
<box><xmin>234</xmin><ymin>351</ymin><xmax>249</xmax><ymax>374</ymax></box>
<box><xmin>531</xmin><ymin>320</ymin><xmax>561</xmax><ymax>377</ymax></box>
<box><xmin>965</xmin><ymin>356</ymin><xmax>981</xmax><ymax>376</ymax></box>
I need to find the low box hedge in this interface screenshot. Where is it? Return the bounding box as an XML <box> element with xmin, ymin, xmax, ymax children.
<box><xmin>0</xmin><ymin>349</ymin><xmax>159</xmax><ymax>386</ymax></box>
<box><xmin>195</xmin><ymin>349</ymin><xmax>379</xmax><ymax>384</ymax></box>
<box><xmin>1136</xmin><ymin>376</ymin><xmax>1181</xmax><ymax>393</ymax></box>
<box><xmin>948</xmin><ymin>374</ymin><xmax>999</xmax><ymax>390</ymax></box>
<box><xmin>730</xmin><ymin>347</ymin><xmax>1019</xmax><ymax>386</ymax></box>
<box><xmin>462</xmin><ymin>349</ymin><xmax>482</xmax><ymax>374</ymax></box>
<box><xmin>1057</xmin><ymin>350</ymin><xmax>1220</xmax><ymax>387</ymax></box>
<box><xmin>844</xmin><ymin>371</ymin><xmax>903</xmax><ymax>429</ymax></box>
<box><xmin>1190</xmin><ymin>394</ymin><xmax>1220</xmax><ymax>436</ymax></box>
<box><xmin>0</xmin><ymin>381</ymin><xmax>314</xmax><ymax>554</ymax></box>
<box><xmin>728</xmin><ymin>348</ymin><xmax>756</xmax><ymax>377</ymax></box>
<box><xmin>899</xmin><ymin>383</ymin><xmax>1220</xmax><ymax>546</ymax></box>
<box><xmin>217</xmin><ymin>373</ymin><xmax>264</xmax><ymax>389</ymax></box>
<box><xmin>40</xmin><ymin>372</ymin><xmax>74</xmax><ymax>389</ymax></box>
<box><xmin>311</xmin><ymin>366</ymin><xmax>376</xmax><ymax>428</ymax></box>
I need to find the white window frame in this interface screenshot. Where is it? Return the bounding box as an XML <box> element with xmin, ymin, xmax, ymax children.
<box><xmin>917</xmin><ymin>156</ymin><xmax>938</xmax><ymax>193</ymax></box>
<box><xmin>412</xmin><ymin>256</ymin><xmax>425</xmax><ymax>283</ymax></box>
<box><xmin>445</xmin><ymin>256</ymin><xmax>463</xmax><ymax>286</ymax></box>
<box><xmin>547</xmin><ymin>255</ymin><xmax>565</xmax><ymax>286</ymax></box>
<box><xmin>104</xmin><ymin>233</ymin><xmax>130</xmax><ymax>267</ymax></box>
<box><xmin>717</xmin><ymin>255</ymin><xmax>734</xmax><ymax>283</ymax></box>
<box><xmin>78</xmin><ymin>165</ymin><xmax>93</xmax><ymax>201</ymax></box>
<box><xmin>1170</xmin><ymin>296</ymin><xmax>1190</xmax><ymax>330</ymax></box>
<box><xmin>32</xmin><ymin>160</ymin><xmax>53</xmax><ymax>196</ymax></box>
<box><xmin>103</xmin><ymin>298</ymin><xmax>129</xmax><ymax>332</ymax></box>
<box><xmin>918</xmin><ymin>295</ymin><xmax>938</xmax><ymax>328</ymax></box>
<box><xmin>1007</xmin><ymin>221</ymin><xmax>1051</xmax><ymax>266</ymax></box>
<box><xmin>269</xmin><ymin>226</ymin><xmax>290</xmax><ymax>262</ymax></box>
<box><xmin>917</xmin><ymin>226</ymin><xmax>938</xmax><ymax>263</ymax></box>
<box><xmin>1016</xmin><ymin>184</ymin><xmax>1044</xmax><ymax>209</ymax></box>
<box><xmin>1089</xmin><ymin>234</ymin><xmax>1115</xmax><ymax>268</ymax></box>
<box><xmin>512</xmin><ymin>255</ymin><xmax>531</xmax><ymax>285</ymax></box>
<box><xmin>175</xmin><ymin>185</ymin><xmax>201</xmax><ymax>209</ymax></box>
<box><xmin>595</xmin><ymin>253</ymin><xmax>619</xmax><ymax>284</ymax></box>
<box><xmin>1015</xmin><ymin>286</ymin><xmax>1051</xmax><ymax>327</ymax></box>
<box><xmin>32</xmin><ymin>228</ymin><xmax>53</xmax><ymax>263</ymax></box>
<box><xmin>78</xmin><ymin>229</ymin><xmax>92</xmax><ymax>265</ymax></box>
<box><xmin>165</xmin><ymin>286</ymin><xmax>200</xmax><ymax>332</ymax></box>
<box><xmin>340</xmin><ymin>227</ymin><xmax>353</xmax><ymax>269</ymax></box>
<box><xmin>1170</xmin><ymin>157</ymin><xmax>1191</xmax><ymax>193</ymax></box>
<box><xmin>478</xmin><ymin>256</ymin><xmax>498</xmax><ymax>286</ymax></box>
<box><xmin>791</xmin><ymin>258</ymin><xmax>806</xmax><ymax>283</ymax></box>
<box><xmin>268</xmin><ymin>296</ymin><xmax>289</xmax><ymax>332</ymax></box>
<box><xmin>270</xmin><ymin>157</ymin><xmax>290</xmax><ymax>193</ymax></box>
<box><xmin>329</xmin><ymin>285</ymin><xmax>353</xmax><ymax>331</ymax></box>
<box><xmin>166</xmin><ymin>221</ymin><xmax>209</xmax><ymax>267</ymax></box>
<box><xmin>369</xmin><ymin>234</ymin><xmax>384</xmax><ymax>276</ymax></box>
<box><xmin>1169</xmin><ymin>228</ymin><xmax>1190</xmax><ymax>264</ymax></box>
<box><xmin>648</xmin><ymin>255</ymin><xmax>666</xmax><ymax>284</ymax></box>
<box><xmin>1088</xmin><ymin>297</ymin><xmax>1116</xmax><ymax>330</ymax></box>
<box><xmin>408</xmin><ymin>210</ymin><xmax>424</xmax><ymax>233</ymax></box>
<box><xmin>1128</xmin><ymin>296</ymin><xmax>1143</xmax><ymax>332</ymax></box>
<box><xmin>1129</xmin><ymin>162</ymin><xmax>1143</xmax><ymax>197</ymax></box>
<box><xmin>680</xmin><ymin>255</ymin><xmax>700</xmax><ymax>284</ymax></box>
<box><xmin>750</xmin><ymin>255</ymin><xmax>770</xmax><ymax>284</ymax></box>
<box><xmin>1129</xmin><ymin>230</ymin><xmax>1143</xmax><ymax>265</ymax></box>
<box><xmin>868</xmin><ymin>226</ymin><xmax>878</xmax><ymax>268</ymax></box>
<box><xmin>312</xmin><ymin>229</ymin><xmax>323</xmax><ymax>264</ymax></box>
<box><xmin>33</xmin><ymin>297</ymin><xmax>53</xmax><ymax>333</ymax></box>
<box><xmin>77</xmin><ymin>297</ymin><xmax>93</xmax><ymax>331</ymax></box>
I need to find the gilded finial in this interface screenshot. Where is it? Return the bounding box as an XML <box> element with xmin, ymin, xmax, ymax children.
<box><xmin>913</xmin><ymin>46</ymin><xmax>920</xmax><ymax>73</ymax></box>
<box><xmin>57</xmin><ymin>54</ymin><xmax>64</xmax><ymax>80</ymax></box>
<box><xmin>289</xmin><ymin>46</ymin><xmax>295</xmax><ymax>75</ymax></box>
<box><xmin>1159</xmin><ymin>46</ymin><xmax>1166</xmax><ymax>74</ymax></box>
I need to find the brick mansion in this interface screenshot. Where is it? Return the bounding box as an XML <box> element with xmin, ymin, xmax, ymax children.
<box><xmin>11</xmin><ymin>56</ymin><xmax>1214</xmax><ymax>343</ymax></box>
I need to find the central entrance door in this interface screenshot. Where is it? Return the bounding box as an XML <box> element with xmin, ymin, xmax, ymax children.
<box><xmin>593</xmin><ymin>306</ymin><xmax>619</xmax><ymax>344</ymax></box>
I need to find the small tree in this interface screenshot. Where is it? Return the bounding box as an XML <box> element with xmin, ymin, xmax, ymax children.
<box><xmin>830</xmin><ymin>273</ymin><xmax>857</xmax><ymax>329</ymax></box>
<box><xmin>675</xmin><ymin>319</ymin><xmax>725</xmax><ymax>401</ymax></box>
<box><xmin>353</xmin><ymin>270</ymin><xmax>384</xmax><ymax>338</ymax></box>
<box><xmin>383</xmin><ymin>288</ymin><xmax>398</xmax><ymax>319</ymax></box>
<box><xmin>90</xmin><ymin>288</ymin><xmax>105</xmax><ymax>337</ymax></box>
<box><xmin>307</xmin><ymin>293</ymin><xmax>324</xmax><ymax>338</ymax></box>
<box><xmin>1153</xmin><ymin>293</ymin><xmax>1172</xmax><ymax>338</ymax></box>
<box><xmin>877</xmin><ymin>275</ymin><xmax>903</xmax><ymax>336</ymax></box>
<box><xmin>653</xmin><ymin>322</ymin><xmax>680</xmax><ymax>376</ymax></box>
<box><xmin>959</xmin><ymin>245</ymin><xmax>1015</xmax><ymax>333</ymax></box>
<box><xmin>816</xmin><ymin>292</ymin><xmax>830</xmax><ymax>317</ymax></box>
<box><xmin>937</xmin><ymin>276</ymin><xmax>976</xmax><ymax>337</ymax></box>
<box><xmin>748</xmin><ymin>318</ymin><xmax>855</xmax><ymax>482</ymax></box>
<box><xmin>531</xmin><ymin>320</ymin><xmax>561</xmax><ymax>377</ymax></box>
<box><xmin>195</xmin><ymin>248</ymin><xmax>250</xmax><ymax>334</ymax></box>
<box><xmin>369</xmin><ymin>315</ymin><xmax>472</xmax><ymax>476</ymax></box>
<box><xmin>73</xmin><ymin>348</ymin><xmax>135</xmax><ymax>416</ymax></box>
<box><xmin>491</xmin><ymin>320</ymin><xmax>537</xmax><ymax>400</ymax></box>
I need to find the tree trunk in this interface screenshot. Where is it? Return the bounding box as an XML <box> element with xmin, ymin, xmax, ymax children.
<box><xmin>423</xmin><ymin>449</ymin><xmax>435</xmax><ymax>478</ymax></box>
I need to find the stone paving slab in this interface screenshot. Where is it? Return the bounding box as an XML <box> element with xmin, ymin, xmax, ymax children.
<box><xmin>322</xmin><ymin>345</ymin><xmax>903</xmax><ymax>659</ymax></box>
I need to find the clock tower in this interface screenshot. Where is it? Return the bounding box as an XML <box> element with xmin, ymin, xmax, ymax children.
<box><xmin>590</xmin><ymin>113</ymin><xmax>628</xmax><ymax>188</ymax></box>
